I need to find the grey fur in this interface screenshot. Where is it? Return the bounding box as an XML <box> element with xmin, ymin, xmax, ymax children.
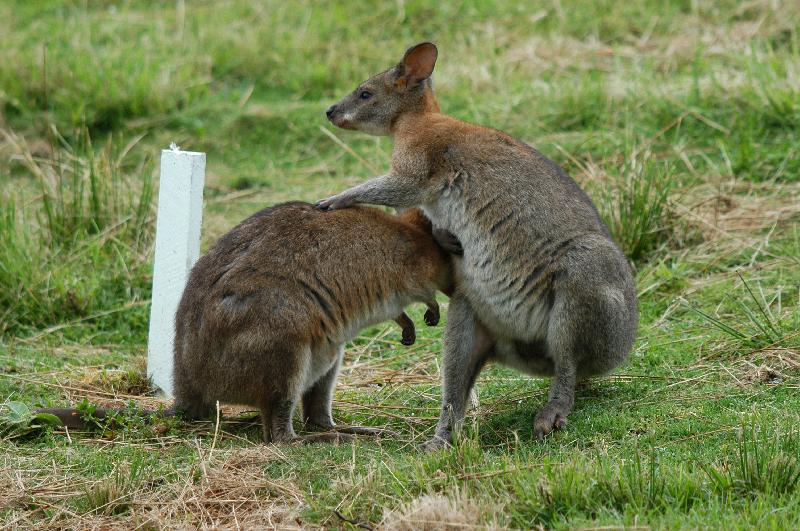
<box><xmin>319</xmin><ymin>42</ymin><xmax>638</xmax><ymax>449</ymax></box>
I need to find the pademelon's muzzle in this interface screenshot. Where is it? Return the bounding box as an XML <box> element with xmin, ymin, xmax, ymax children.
<box><xmin>326</xmin><ymin>104</ymin><xmax>355</xmax><ymax>130</ymax></box>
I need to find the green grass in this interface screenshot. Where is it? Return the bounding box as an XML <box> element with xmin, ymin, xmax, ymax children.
<box><xmin>1</xmin><ymin>0</ymin><xmax>799</xmax><ymax>528</ymax></box>
<box><xmin>0</xmin><ymin>127</ymin><xmax>153</xmax><ymax>339</ymax></box>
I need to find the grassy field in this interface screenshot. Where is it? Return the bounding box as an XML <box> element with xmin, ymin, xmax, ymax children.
<box><xmin>1</xmin><ymin>0</ymin><xmax>799</xmax><ymax>528</ymax></box>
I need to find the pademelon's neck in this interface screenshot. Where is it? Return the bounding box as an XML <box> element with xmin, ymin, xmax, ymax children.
<box><xmin>390</xmin><ymin>88</ymin><xmax>441</xmax><ymax>138</ymax></box>
<box><xmin>419</xmin><ymin>87</ymin><xmax>441</xmax><ymax>114</ymax></box>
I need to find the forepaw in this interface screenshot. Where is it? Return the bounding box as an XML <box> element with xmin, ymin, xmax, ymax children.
<box><xmin>401</xmin><ymin>327</ymin><xmax>416</xmax><ymax>346</ymax></box>
<box><xmin>315</xmin><ymin>194</ymin><xmax>354</xmax><ymax>211</ymax></box>
<box><xmin>533</xmin><ymin>404</ymin><xmax>569</xmax><ymax>440</ymax></box>
<box><xmin>432</xmin><ymin>228</ymin><xmax>464</xmax><ymax>256</ymax></box>
<box><xmin>424</xmin><ymin>305</ymin><xmax>440</xmax><ymax>326</ymax></box>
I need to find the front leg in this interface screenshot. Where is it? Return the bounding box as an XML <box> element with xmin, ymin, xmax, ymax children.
<box><xmin>316</xmin><ymin>173</ymin><xmax>425</xmax><ymax>211</ymax></box>
<box><xmin>423</xmin><ymin>292</ymin><xmax>494</xmax><ymax>451</ymax></box>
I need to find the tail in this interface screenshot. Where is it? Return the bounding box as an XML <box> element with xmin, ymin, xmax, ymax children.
<box><xmin>35</xmin><ymin>406</ymin><xmax>177</xmax><ymax>430</ymax></box>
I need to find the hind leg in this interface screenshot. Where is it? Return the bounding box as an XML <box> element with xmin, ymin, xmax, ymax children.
<box><xmin>533</xmin><ymin>289</ymin><xmax>582</xmax><ymax>439</ymax></box>
<box><xmin>259</xmin><ymin>345</ymin><xmax>308</xmax><ymax>444</ymax></box>
<box><xmin>424</xmin><ymin>300</ymin><xmax>440</xmax><ymax>326</ymax></box>
<box><xmin>263</xmin><ymin>397</ymin><xmax>297</xmax><ymax>443</ymax></box>
<box><xmin>255</xmin><ymin>345</ymin><xmax>350</xmax><ymax>445</ymax></box>
<box><xmin>302</xmin><ymin>345</ymin><xmax>397</xmax><ymax>438</ymax></box>
<box><xmin>424</xmin><ymin>293</ymin><xmax>494</xmax><ymax>451</ymax></box>
<box><xmin>264</xmin><ymin>392</ymin><xmax>353</xmax><ymax>444</ymax></box>
<box><xmin>534</xmin><ymin>279</ymin><xmax>634</xmax><ymax>439</ymax></box>
<box><xmin>532</xmin><ymin>357</ymin><xmax>576</xmax><ymax>439</ymax></box>
<box><xmin>301</xmin><ymin>344</ymin><xmax>342</xmax><ymax>430</ymax></box>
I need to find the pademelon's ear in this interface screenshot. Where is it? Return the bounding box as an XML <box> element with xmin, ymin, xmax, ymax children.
<box><xmin>395</xmin><ymin>42</ymin><xmax>438</xmax><ymax>90</ymax></box>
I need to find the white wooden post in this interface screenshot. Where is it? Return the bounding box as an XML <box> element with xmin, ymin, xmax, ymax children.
<box><xmin>147</xmin><ymin>145</ymin><xmax>206</xmax><ymax>397</ymax></box>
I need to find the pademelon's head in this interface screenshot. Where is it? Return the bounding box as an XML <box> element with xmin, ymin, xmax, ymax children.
<box><xmin>326</xmin><ymin>42</ymin><xmax>439</xmax><ymax>136</ymax></box>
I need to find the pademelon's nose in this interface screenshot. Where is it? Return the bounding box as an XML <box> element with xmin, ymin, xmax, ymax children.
<box><xmin>326</xmin><ymin>105</ymin><xmax>336</xmax><ymax>118</ymax></box>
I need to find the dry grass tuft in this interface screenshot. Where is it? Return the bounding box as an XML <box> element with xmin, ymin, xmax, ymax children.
<box><xmin>734</xmin><ymin>347</ymin><xmax>800</xmax><ymax>386</ymax></box>
<box><xmin>135</xmin><ymin>446</ymin><xmax>303</xmax><ymax>530</ymax></box>
<box><xmin>497</xmin><ymin>1</ymin><xmax>800</xmax><ymax>94</ymax></box>
<box><xmin>75</xmin><ymin>359</ymin><xmax>152</xmax><ymax>397</ymax></box>
<box><xmin>381</xmin><ymin>492</ymin><xmax>500</xmax><ymax>531</ymax></box>
<box><xmin>682</xmin><ymin>181</ymin><xmax>800</xmax><ymax>241</ymax></box>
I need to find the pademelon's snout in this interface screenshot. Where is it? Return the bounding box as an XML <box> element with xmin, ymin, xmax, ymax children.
<box><xmin>325</xmin><ymin>104</ymin><xmax>337</xmax><ymax>119</ymax></box>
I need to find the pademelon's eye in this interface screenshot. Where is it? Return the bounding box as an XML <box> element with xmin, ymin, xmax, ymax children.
<box><xmin>359</xmin><ymin>90</ymin><xmax>373</xmax><ymax>100</ymax></box>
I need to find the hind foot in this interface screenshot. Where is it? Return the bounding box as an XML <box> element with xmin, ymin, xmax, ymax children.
<box><xmin>335</xmin><ymin>425</ymin><xmax>399</xmax><ymax>438</ymax></box>
<box><xmin>420</xmin><ymin>434</ymin><xmax>451</xmax><ymax>452</ymax></box>
<box><xmin>306</xmin><ymin>421</ymin><xmax>398</xmax><ymax>439</ymax></box>
<box><xmin>295</xmin><ymin>432</ymin><xmax>355</xmax><ymax>444</ymax></box>
<box><xmin>432</xmin><ymin>228</ymin><xmax>463</xmax><ymax>256</ymax></box>
<box><xmin>533</xmin><ymin>402</ymin><xmax>569</xmax><ymax>440</ymax></box>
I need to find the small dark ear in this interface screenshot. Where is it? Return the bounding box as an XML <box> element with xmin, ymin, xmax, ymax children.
<box><xmin>395</xmin><ymin>42</ymin><xmax>438</xmax><ymax>90</ymax></box>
